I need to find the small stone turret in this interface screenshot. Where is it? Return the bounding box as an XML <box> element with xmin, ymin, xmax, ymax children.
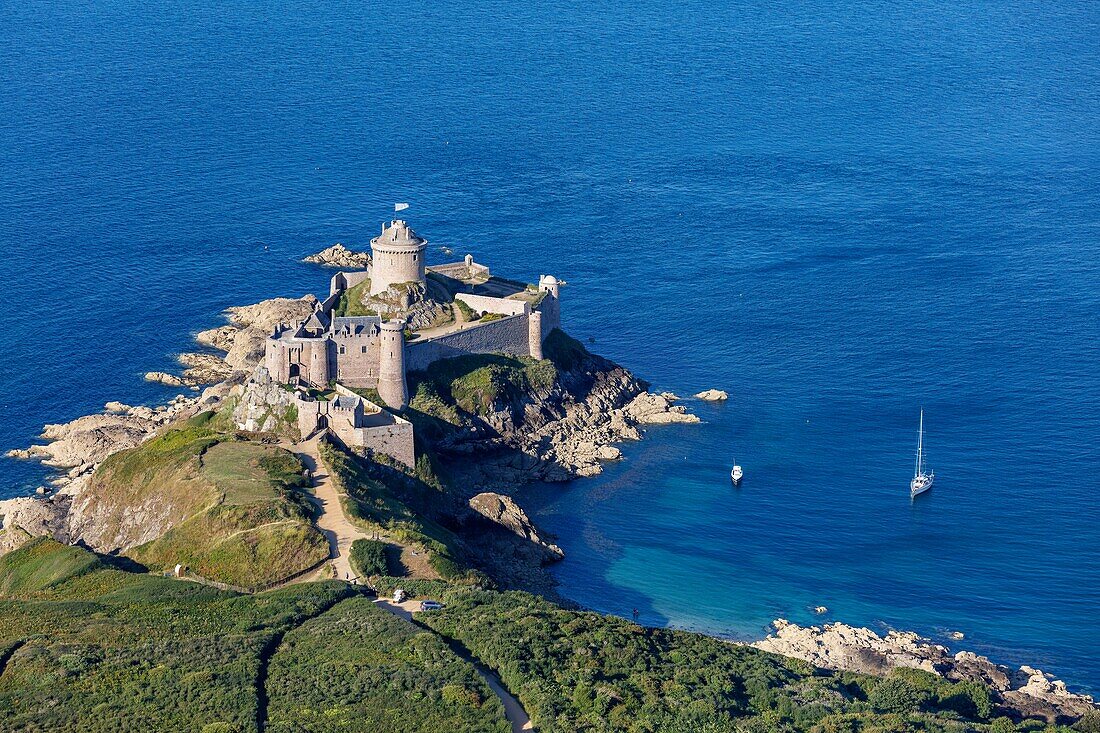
<box><xmin>538</xmin><ymin>274</ymin><xmax>560</xmax><ymax>299</ymax></box>
<box><xmin>376</xmin><ymin>319</ymin><xmax>408</xmax><ymax>409</ymax></box>
<box><xmin>538</xmin><ymin>274</ymin><xmax>561</xmax><ymax>332</ymax></box>
<box><xmin>370</xmin><ymin>220</ymin><xmax>427</xmax><ymax>295</ymax></box>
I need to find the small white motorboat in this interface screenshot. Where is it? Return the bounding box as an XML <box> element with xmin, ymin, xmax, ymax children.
<box><xmin>730</xmin><ymin>463</ymin><xmax>743</xmax><ymax>485</ymax></box>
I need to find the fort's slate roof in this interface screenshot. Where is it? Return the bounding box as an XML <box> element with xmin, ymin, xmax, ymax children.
<box><xmin>332</xmin><ymin>316</ymin><xmax>381</xmax><ymax>335</ymax></box>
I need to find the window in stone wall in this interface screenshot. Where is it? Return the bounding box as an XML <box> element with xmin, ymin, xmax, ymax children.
<box><xmin>339</xmin><ymin>346</ymin><xmax>346</xmax><ymax>355</ymax></box>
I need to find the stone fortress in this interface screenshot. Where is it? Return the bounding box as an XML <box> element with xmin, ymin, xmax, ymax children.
<box><xmin>260</xmin><ymin>219</ymin><xmax>562</xmax><ymax>466</ymax></box>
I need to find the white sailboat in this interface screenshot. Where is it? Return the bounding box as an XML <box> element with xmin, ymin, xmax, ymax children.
<box><xmin>730</xmin><ymin>463</ymin><xmax>743</xmax><ymax>485</ymax></box>
<box><xmin>910</xmin><ymin>409</ymin><xmax>934</xmax><ymax>497</ymax></box>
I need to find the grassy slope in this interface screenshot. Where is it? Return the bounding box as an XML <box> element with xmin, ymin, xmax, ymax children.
<box><xmin>265</xmin><ymin>596</ymin><xmax>509</xmax><ymax>733</ymax></box>
<box><xmin>82</xmin><ymin>413</ymin><xmax>224</xmax><ymax>546</ymax></box>
<box><xmin>0</xmin><ymin>538</ymin><xmax>353</xmax><ymax>732</ymax></box>
<box><xmin>84</xmin><ymin>413</ymin><xmax>326</xmax><ymax>589</ymax></box>
<box><xmin>129</xmin><ymin>440</ymin><xmax>328</xmax><ymax>589</ymax></box>
<box><xmin>0</xmin><ymin>540</ymin><xmax>511</xmax><ymax>733</ymax></box>
<box><xmin>332</xmin><ymin>278</ymin><xmax>376</xmax><ymax>317</ymax></box>
<box><xmin>419</xmin><ymin>589</ymin><xmax>1060</xmax><ymax>733</ymax></box>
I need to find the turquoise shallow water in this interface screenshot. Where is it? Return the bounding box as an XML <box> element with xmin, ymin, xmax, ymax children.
<box><xmin>2</xmin><ymin>0</ymin><xmax>1099</xmax><ymax>693</ymax></box>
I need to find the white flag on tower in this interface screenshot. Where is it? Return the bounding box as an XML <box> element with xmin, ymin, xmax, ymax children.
<box><xmin>394</xmin><ymin>202</ymin><xmax>410</xmax><ymax>212</ymax></box>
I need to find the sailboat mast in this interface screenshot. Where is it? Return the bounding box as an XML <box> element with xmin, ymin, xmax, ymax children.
<box><xmin>916</xmin><ymin>409</ymin><xmax>924</xmax><ymax>477</ymax></box>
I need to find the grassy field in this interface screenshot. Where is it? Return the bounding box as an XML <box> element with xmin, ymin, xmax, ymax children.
<box><xmin>0</xmin><ymin>539</ymin><xmax>512</xmax><ymax>733</ymax></box>
<box><xmin>129</xmin><ymin>440</ymin><xmax>328</xmax><ymax>589</ymax></box>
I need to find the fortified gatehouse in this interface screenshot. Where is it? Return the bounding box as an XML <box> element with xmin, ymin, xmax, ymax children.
<box><xmin>263</xmin><ymin>218</ymin><xmax>562</xmax><ymax>463</ymax></box>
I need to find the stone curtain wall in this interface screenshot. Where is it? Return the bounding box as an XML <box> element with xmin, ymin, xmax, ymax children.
<box><xmin>354</xmin><ymin>423</ymin><xmax>415</xmax><ymax>467</ymax></box>
<box><xmin>330</xmin><ymin>270</ymin><xmax>370</xmax><ymax>296</ymax></box>
<box><xmin>332</xmin><ymin>336</ymin><xmax>380</xmax><ymax>386</ymax></box>
<box><xmin>406</xmin><ymin>314</ymin><xmax>532</xmax><ymax>371</ymax></box>
<box><xmin>454</xmin><ymin>293</ymin><xmax>530</xmax><ymax>317</ymax></box>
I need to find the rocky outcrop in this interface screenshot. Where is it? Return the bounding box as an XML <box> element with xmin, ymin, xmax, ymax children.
<box><xmin>360</xmin><ymin>281</ymin><xmax>451</xmax><ymax>331</ymax></box>
<box><xmin>695</xmin><ymin>389</ymin><xmax>729</xmax><ymax>401</ymax></box>
<box><xmin>2</xmin><ymin>391</ymin><xmax>222</xmax><ymax>555</ymax></box>
<box><xmin>303</xmin><ymin>243</ymin><xmax>371</xmax><ymax>268</ymax></box>
<box><xmin>145</xmin><ymin>371</ymin><xmax>184</xmax><ymax>387</ymax></box>
<box><xmin>625</xmin><ymin>392</ymin><xmax>702</xmax><ymax>425</ymax></box>
<box><xmin>459</xmin><ymin>492</ymin><xmax>564</xmax><ymax>595</ymax></box>
<box><xmin>178</xmin><ymin>352</ymin><xmax>234</xmax><ymax>385</ymax></box>
<box><xmin>232</xmin><ymin>367</ymin><xmax>298</xmax><ymax>436</ymax></box>
<box><xmin>432</xmin><ymin>349</ymin><xmax>698</xmax><ymax>489</ymax></box>
<box><xmin>753</xmin><ymin>619</ymin><xmax>1097</xmax><ymax>723</ymax></box>
<box><xmin>0</xmin><ymin>496</ymin><xmax>70</xmax><ymax>548</ymax></box>
<box><xmin>466</xmin><ymin>492</ymin><xmax>564</xmax><ymax>561</ymax></box>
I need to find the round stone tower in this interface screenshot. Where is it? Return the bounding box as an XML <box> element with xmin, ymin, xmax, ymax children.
<box><xmin>376</xmin><ymin>319</ymin><xmax>408</xmax><ymax>410</ymax></box>
<box><xmin>370</xmin><ymin>220</ymin><xmax>427</xmax><ymax>296</ymax></box>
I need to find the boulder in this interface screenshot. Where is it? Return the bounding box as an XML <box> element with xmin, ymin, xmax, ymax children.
<box><xmin>144</xmin><ymin>371</ymin><xmax>184</xmax><ymax>387</ymax></box>
<box><xmin>695</xmin><ymin>389</ymin><xmax>729</xmax><ymax>401</ymax></box>
<box><xmin>625</xmin><ymin>393</ymin><xmax>701</xmax><ymax>425</ymax></box>
<box><xmin>466</xmin><ymin>492</ymin><xmax>564</xmax><ymax>562</ymax></box>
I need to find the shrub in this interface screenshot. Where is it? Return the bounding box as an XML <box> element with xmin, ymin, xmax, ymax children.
<box><xmin>867</xmin><ymin>677</ymin><xmax>929</xmax><ymax>714</ymax></box>
<box><xmin>940</xmin><ymin>680</ymin><xmax>993</xmax><ymax>720</ymax></box>
<box><xmin>349</xmin><ymin>539</ymin><xmax>389</xmax><ymax>577</ymax></box>
<box><xmin>1075</xmin><ymin>710</ymin><xmax>1100</xmax><ymax>732</ymax></box>
<box><xmin>989</xmin><ymin>717</ymin><xmax>1018</xmax><ymax>733</ymax></box>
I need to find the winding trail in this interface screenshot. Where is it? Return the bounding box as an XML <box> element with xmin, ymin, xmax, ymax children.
<box><xmin>291</xmin><ymin>436</ymin><xmax>371</xmax><ymax>583</ymax></box>
<box><xmin>286</xmin><ymin>437</ymin><xmax>535</xmax><ymax>731</ymax></box>
<box><xmin>374</xmin><ymin>598</ymin><xmax>534</xmax><ymax>732</ymax></box>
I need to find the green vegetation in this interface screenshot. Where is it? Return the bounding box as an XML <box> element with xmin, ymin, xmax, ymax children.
<box><xmin>348</xmin><ymin>539</ymin><xmax>389</xmax><ymax>577</ymax></box>
<box><xmin>408</xmin><ymin>352</ymin><xmax>557</xmax><ymax>419</ymax></box>
<box><xmin>542</xmin><ymin>327</ymin><xmax>590</xmax><ymax>372</ymax></box>
<box><xmin>453</xmin><ymin>297</ymin><xmax>477</xmax><ymax>322</ymax></box>
<box><xmin>320</xmin><ymin>439</ymin><xmax>476</xmax><ymax>582</ymax></box>
<box><xmin>0</xmin><ymin>538</ymin><xmax>354</xmax><ymax>732</ymax></box>
<box><xmin>84</xmin><ymin>413</ymin><xmax>226</xmax><ymax>544</ymax></box>
<box><xmin>265</xmin><ymin>597</ymin><xmax>508</xmax><ymax>732</ymax></box>
<box><xmin>130</xmin><ymin>441</ymin><xmax>327</xmax><ymax>589</ymax></box>
<box><xmin>84</xmin><ymin>414</ymin><xmax>327</xmax><ymax>590</ymax></box>
<box><xmin>0</xmin><ymin>540</ymin><xmax>510</xmax><ymax>732</ymax></box>
<box><xmin>332</xmin><ymin>278</ymin><xmax>377</xmax><ymax>317</ymax></box>
<box><xmin>419</xmin><ymin>588</ymin><xmax>1048</xmax><ymax>733</ymax></box>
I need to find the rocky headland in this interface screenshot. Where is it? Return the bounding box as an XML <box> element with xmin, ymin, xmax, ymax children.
<box><xmin>754</xmin><ymin>618</ymin><xmax>1096</xmax><ymax>723</ymax></box>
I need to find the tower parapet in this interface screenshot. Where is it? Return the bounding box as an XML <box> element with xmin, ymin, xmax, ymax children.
<box><xmin>376</xmin><ymin>319</ymin><xmax>408</xmax><ymax>409</ymax></box>
<box><xmin>370</xmin><ymin>220</ymin><xmax>427</xmax><ymax>295</ymax></box>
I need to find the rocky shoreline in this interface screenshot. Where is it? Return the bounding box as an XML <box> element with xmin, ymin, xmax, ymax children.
<box><xmin>753</xmin><ymin>619</ymin><xmax>1096</xmax><ymax>723</ymax></box>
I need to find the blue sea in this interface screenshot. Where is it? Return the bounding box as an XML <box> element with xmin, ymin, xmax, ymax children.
<box><xmin>2</xmin><ymin>0</ymin><xmax>1098</xmax><ymax>693</ymax></box>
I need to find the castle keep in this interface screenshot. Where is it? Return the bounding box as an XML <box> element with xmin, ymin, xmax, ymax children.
<box><xmin>262</xmin><ymin>219</ymin><xmax>562</xmax><ymax>465</ymax></box>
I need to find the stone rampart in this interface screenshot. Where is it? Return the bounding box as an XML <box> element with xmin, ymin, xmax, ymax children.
<box><xmin>406</xmin><ymin>314</ymin><xmax>531</xmax><ymax>371</ymax></box>
<box><xmin>455</xmin><ymin>293</ymin><xmax>530</xmax><ymax>317</ymax></box>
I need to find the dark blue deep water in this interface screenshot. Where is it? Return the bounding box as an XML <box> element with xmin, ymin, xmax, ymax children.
<box><xmin>3</xmin><ymin>0</ymin><xmax>1098</xmax><ymax>692</ymax></box>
